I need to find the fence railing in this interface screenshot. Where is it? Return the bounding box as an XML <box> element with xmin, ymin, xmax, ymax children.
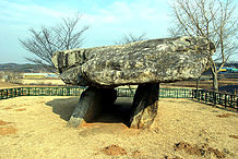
<box><xmin>21</xmin><ymin>87</ymin><xmax>84</xmax><ymax>96</ymax></box>
<box><xmin>1</xmin><ymin>87</ymin><xmax>237</xmax><ymax>111</ymax></box>
<box><xmin>160</xmin><ymin>88</ymin><xmax>193</xmax><ymax>98</ymax></box>
<box><xmin>0</xmin><ymin>87</ymin><xmax>193</xmax><ymax>99</ymax></box>
<box><xmin>193</xmin><ymin>89</ymin><xmax>238</xmax><ymax>111</ymax></box>
<box><xmin>0</xmin><ymin>87</ymin><xmax>22</xmax><ymax>99</ymax></box>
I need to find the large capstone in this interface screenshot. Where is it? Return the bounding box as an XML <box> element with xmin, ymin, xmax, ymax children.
<box><xmin>52</xmin><ymin>36</ymin><xmax>215</xmax><ymax>88</ymax></box>
<box><xmin>52</xmin><ymin>36</ymin><xmax>215</xmax><ymax>129</ymax></box>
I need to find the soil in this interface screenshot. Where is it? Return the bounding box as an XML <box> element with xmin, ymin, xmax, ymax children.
<box><xmin>229</xmin><ymin>135</ymin><xmax>238</xmax><ymax>139</ymax></box>
<box><xmin>0</xmin><ymin>96</ymin><xmax>238</xmax><ymax>158</ymax></box>
<box><xmin>174</xmin><ymin>141</ymin><xmax>226</xmax><ymax>158</ymax></box>
<box><xmin>216</xmin><ymin>113</ymin><xmax>237</xmax><ymax>118</ymax></box>
<box><xmin>0</xmin><ymin>120</ymin><xmax>9</xmax><ymax>126</ymax></box>
<box><xmin>102</xmin><ymin>144</ymin><xmax>127</xmax><ymax>156</ymax></box>
<box><xmin>0</xmin><ymin>126</ymin><xmax>17</xmax><ymax>135</ymax></box>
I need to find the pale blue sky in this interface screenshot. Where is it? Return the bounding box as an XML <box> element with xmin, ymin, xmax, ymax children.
<box><xmin>0</xmin><ymin>0</ymin><xmax>173</xmax><ymax>63</ymax></box>
<box><xmin>0</xmin><ymin>0</ymin><xmax>237</xmax><ymax>63</ymax></box>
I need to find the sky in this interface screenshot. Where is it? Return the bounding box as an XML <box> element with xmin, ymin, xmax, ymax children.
<box><xmin>0</xmin><ymin>0</ymin><xmax>237</xmax><ymax>64</ymax></box>
<box><xmin>0</xmin><ymin>0</ymin><xmax>174</xmax><ymax>64</ymax></box>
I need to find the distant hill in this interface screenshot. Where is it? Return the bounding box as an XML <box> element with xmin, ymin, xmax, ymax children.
<box><xmin>217</xmin><ymin>62</ymin><xmax>238</xmax><ymax>68</ymax></box>
<box><xmin>0</xmin><ymin>63</ymin><xmax>48</xmax><ymax>72</ymax></box>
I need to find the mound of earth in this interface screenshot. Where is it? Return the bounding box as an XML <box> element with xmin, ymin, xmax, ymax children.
<box><xmin>102</xmin><ymin>144</ymin><xmax>127</xmax><ymax>156</ymax></box>
<box><xmin>216</xmin><ymin>113</ymin><xmax>237</xmax><ymax>118</ymax></box>
<box><xmin>174</xmin><ymin>141</ymin><xmax>226</xmax><ymax>158</ymax></box>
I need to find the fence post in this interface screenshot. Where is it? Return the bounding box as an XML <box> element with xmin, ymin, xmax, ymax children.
<box><xmin>67</xmin><ymin>87</ymin><xmax>70</xmax><ymax>96</ymax></box>
<box><xmin>236</xmin><ymin>96</ymin><xmax>238</xmax><ymax>111</ymax></box>
<box><xmin>213</xmin><ymin>92</ymin><xmax>217</xmax><ymax>106</ymax></box>
<box><xmin>225</xmin><ymin>94</ymin><xmax>227</xmax><ymax>108</ymax></box>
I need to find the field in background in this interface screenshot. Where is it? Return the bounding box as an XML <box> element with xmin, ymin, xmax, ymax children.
<box><xmin>162</xmin><ymin>73</ymin><xmax>238</xmax><ymax>94</ymax></box>
<box><xmin>0</xmin><ymin>81</ymin><xmax>64</xmax><ymax>89</ymax></box>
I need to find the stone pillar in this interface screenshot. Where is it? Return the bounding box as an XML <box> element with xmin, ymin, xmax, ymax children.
<box><xmin>68</xmin><ymin>87</ymin><xmax>117</xmax><ymax>128</ymax></box>
<box><xmin>130</xmin><ymin>83</ymin><xmax>159</xmax><ymax>129</ymax></box>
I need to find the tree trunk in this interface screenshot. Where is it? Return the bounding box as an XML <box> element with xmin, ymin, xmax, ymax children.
<box><xmin>130</xmin><ymin>83</ymin><xmax>159</xmax><ymax>129</ymax></box>
<box><xmin>212</xmin><ymin>71</ymin><xmax>218</xmax><ymax>92</ymax></box>
<box><xmin>196</xmin><ymin>75</ymin><xmax>201</xmax><ymax>90</ymax></box>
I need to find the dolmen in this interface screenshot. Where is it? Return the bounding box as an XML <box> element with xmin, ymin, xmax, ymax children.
<box><xmin>52</xmin><ymin>36</ymin><xmax>215</xmax><ymax>129</ymax></box>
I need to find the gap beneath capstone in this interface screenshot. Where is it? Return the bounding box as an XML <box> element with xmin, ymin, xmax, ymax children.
<box><xmin>85</xmin><ymin>97</ymin><xmax>133</xmax><ymax>128</ymax></box>
<box><xmin>67</xmin><ymin>84</ymin><xmax>159</xmax><ymax>129</ymax></box>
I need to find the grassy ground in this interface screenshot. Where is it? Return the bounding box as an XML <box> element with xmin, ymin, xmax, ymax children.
<box><xmin>0</xmin><ymin>96</ymin><xmax>237</xmax><ymax>159</ymax></box>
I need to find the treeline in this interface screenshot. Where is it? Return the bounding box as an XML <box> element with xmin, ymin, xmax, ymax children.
<box><xmin>217</xmin><ymin>62</ymin><xmax>238</xmax><ymax>68</ymax></box>
<box><xmin>0</xmin><ymin>63</ymin><xmax>47</xmax><ymax>72</ymax></box>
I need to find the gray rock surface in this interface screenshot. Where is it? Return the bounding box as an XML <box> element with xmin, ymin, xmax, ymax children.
<box><xmin>52</xmin><ymin>36</ymin><xmax>215</xmax><ymax>88</ymax></box>
<box><xmin>68</xmin><ymin>87</ymin><xmax>117</xmax><ymax>128</ymax></box>
<box><xmin>130</xmin><ymin>83</ymin><xmax>159</xmax><ymax>129</ymax></box>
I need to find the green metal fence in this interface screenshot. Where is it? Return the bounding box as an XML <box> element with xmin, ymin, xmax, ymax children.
<box><xmin>1</xmin><ymin>86</ymin><xmax>237</xmax><ymax>111</ymax></box>
<box><xmin>0</xmin><ymin>87</ymin><xmax>23</xmax><ymax>100</ymax></box>
<box><xmin>115</xmin><ymin>88</ymin><xmax>193</xmax><ymax>98</ymax></box>
<box><xmin>22</xmin><ymin>87</ymin><xmax>84</xmax><ymax>96</ymax></box>
<box><xmin>116</xmin><ymin>88</ymin><xmax>136</xmax><ymax>97</ymax></box>
<box><xmin>193</xmin><ymin>89</ymin><xmax>238</xmax><ymax>111</ymax></box>
<box><xmin>160</xmin><ymin>88</ymin><xmax>193</xmax><ymax>98</ymax></box>
<box><xmin>0</xmin><ymin>87</ymin><xmax>193</xmax><ymax>99</ymax></box>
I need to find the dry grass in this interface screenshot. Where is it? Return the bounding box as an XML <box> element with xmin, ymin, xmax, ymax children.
<box><xmin>0</xmin><ymin>97</ymin><xmax>237</xmax><ymax>159</ymax></box>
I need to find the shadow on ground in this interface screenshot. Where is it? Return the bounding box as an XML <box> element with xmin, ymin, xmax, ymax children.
<box><xmin>45</xmin><ymin>97</ymin><xmax>133</xmax><ymax>126</ymax></box>
<box><xmin>46</xmin><ymin>97</ymin><xmax>79</xmax><ymax>121</ymax></box>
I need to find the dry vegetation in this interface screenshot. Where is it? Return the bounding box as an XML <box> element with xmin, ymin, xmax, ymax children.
<box><xmin>0</xmin><ymin>81</ymin><xmax>64</xmax><ymax>89</ymax></box>
<box><xmin>0</xmin><ymin>96</ymin><xmax>237</xmax><ymax>159</ymax></box>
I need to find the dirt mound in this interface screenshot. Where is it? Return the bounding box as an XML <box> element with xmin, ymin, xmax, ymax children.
<box><xmin>216</xmin><ymin>113</ymin><xmax>237</xmax><ymax>118</ymax></box>
<box><xmin>229</xmin><ymin>135</ymin><xmax>238</xmax><ymax>139</ymax></box>
<box><xmin>164</xmin><ymin>156</ymin><xmax>183</xmax><ymax>159</ymax></box>
<box><xmin>102</xmin><ymin>144</ymin><xmax>127</xmax><ymax>156</ymax></box>
<box><xmin>3</xmin><ymin>107</ymin><xmax>12</xmax><ymax>110</ymax></box>
<box><xmin>15</xmin><ymin>108</ymin><xmax>26</xmax><ymax>111</ymax></box>
<box><xmin>174</xmin><ymin>142</ymin><xmax>225</xmax><ymax>158</ymax></box>
<box><xmin>131</xmin><ymin>150</ymin><xmax>142</xmax><ymax>158</ymax></box>
<box><xmin>0</xmin><ymin>126</ymin><xmax>17</xmax><ymax>135</ymax></box>
<box><xmin>0</xmin><ymin>119</ymin><xmax>17</xmax><ymax>135</ymax></box>
<box><xmin>0</xmin><ymin>120</ymin><xmax>9</xmax><ymax>125</ymax></box>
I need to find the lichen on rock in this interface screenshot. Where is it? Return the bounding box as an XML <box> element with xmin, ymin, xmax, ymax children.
<box><xmin>52</xmin><ymin>36</ymin><xmax>215</xmax><ymax>129</ymax></box>
<box><xmin>52</xmin><ymin>36</ymin><xmax>215</xmax><ymax>88</ymax></box>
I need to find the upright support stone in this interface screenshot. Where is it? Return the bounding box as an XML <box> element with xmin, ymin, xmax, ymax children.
<box><xmin>130</xmin><ymin>83</ymin><xmax>159</xmax><ymax>129</ymax></box>
<box><xmin>68</xmin><ymin>87</ymin><xmax>117</xmax><ymax>128</ymax></box>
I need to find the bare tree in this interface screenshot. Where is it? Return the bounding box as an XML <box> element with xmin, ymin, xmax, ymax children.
<box><xmin>20</xmin><ymin>14</ymin><xmax>89</xmax><ymax>72</ymax></box>
<box><xmin>115</xmin><ymin>33</ymin><xmax>147</xmax><ymax>45</ymax></box>
<box><xmin>169</xmin><ymin>0</ymin><xmax>238</xmax><ymax>91</ymax></box>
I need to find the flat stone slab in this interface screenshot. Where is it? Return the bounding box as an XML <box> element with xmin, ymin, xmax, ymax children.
<box><xmin>52</xmin><ymin>36</ymin><xmax>215</xmax><ymax>88</ymax></box>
